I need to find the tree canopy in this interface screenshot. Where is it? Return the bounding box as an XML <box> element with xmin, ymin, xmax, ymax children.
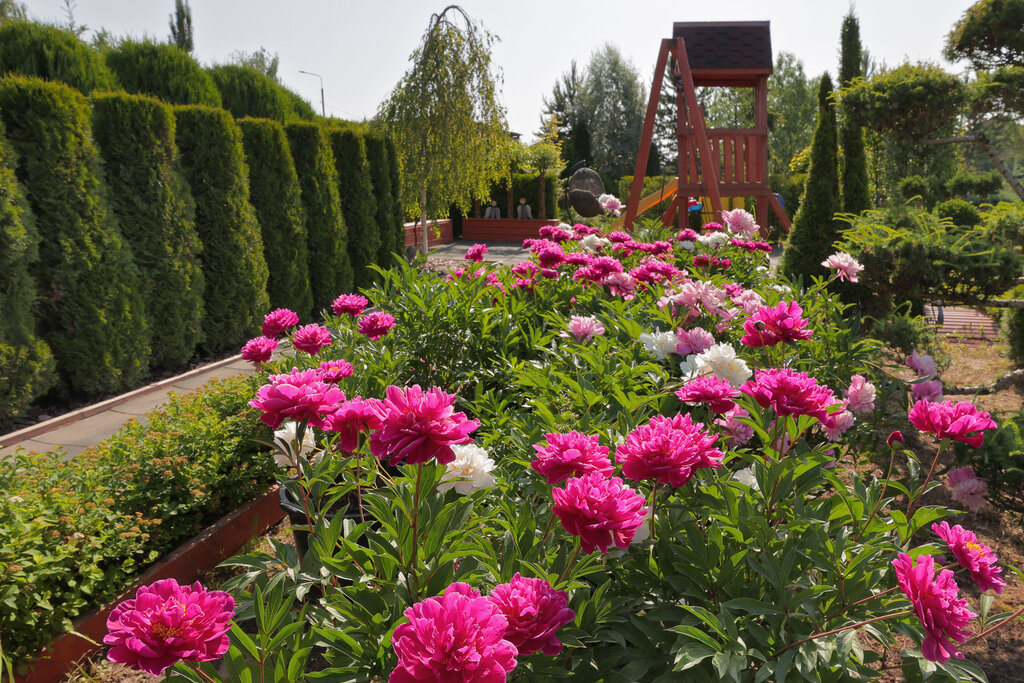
<box><xmin>577</xmin><ymin>44</ymin><xmax>646</xmax><ymax>182</ymax></box>
<box><xmin>169</xmin><ymin>0</ymin><xmax>193</xmax><ymax>53</ymax></box>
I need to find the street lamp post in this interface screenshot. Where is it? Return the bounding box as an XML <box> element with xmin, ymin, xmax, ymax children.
<box><xmin>298</xmin><ymin>70</ymin><xmax>325</xmax><ymax>117</ymax></box>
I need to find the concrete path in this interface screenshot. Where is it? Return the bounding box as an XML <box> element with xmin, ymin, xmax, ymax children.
<box><xmin>429</xmin><ymin>240</ymin><xmax>525</xmax><ymax>266</ymax></box>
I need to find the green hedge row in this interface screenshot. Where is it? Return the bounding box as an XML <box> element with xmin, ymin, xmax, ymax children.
<box><xmin>0</xmin><ymin>20</ymin><xmax>117</xmax><ymax>93</ymax></box>
<box><xmin>330</xmin><ymin>126</ymin><xmax>381</xmax><ymax>289</ymax></box>
<box><xmin>106</xmin><ymin>39</ymin><xmax>221</xmax><ymax>108</ymax></box>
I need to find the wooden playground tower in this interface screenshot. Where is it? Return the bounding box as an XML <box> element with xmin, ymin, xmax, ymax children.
<box><xmin>622</xmin><ymin>21</ymin><xmax>790</xmax><ymax>232</ymax></box>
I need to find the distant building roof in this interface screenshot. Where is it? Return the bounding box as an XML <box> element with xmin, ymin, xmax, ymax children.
<box><xmin>672</xmin><ymin>21</ymin><xmax>773</xmax><ymax>72</ymax></box>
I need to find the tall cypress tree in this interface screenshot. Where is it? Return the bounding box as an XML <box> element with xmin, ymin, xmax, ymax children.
<box><xmin>364</xmin><ymin>131</ymin><xmax>398</xmax><ymax>267</ymax></box>
<box><xmin>780</xmin><ymin>73</ymin><xmax>839</xmax><ymax>282</ymax></box>
<box><xmin>838</xmin><ymin>11</ymin><xmax>871</xmax><ymax>215</ymax></box>
<box><xmin>329</xmin><ymin>127</ymin><xmax>381</xmax><ymax>289</ymax></box>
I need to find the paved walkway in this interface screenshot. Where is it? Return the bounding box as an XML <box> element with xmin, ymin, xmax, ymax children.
<box><xmin>429</xmin><ymin>240</ymin><xmax>524</xmax><ymax>266</ymax></box>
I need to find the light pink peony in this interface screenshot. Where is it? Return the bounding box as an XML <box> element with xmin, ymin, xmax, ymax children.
<box><xmin>292</xmin><ymin>323</ymin><xmax>333</xmax><ymax>355</ymax></box>
<box><xmin>912</xmin><ymin>379</ymin><xmax>944</xmax><ymax>403</ymax></box>
<box><xmin>249</xmin><ymin>368</ymin><xmax>344</xmax><ymax>429</ymax></box>
<box><xmin>720</xmin><ymin>208</ymin><xmax>758</xmax><ymax>236</ymax></box>
<box><xmin>358</xmin><ymin>311</ymin><xmax>396</xmax><ymax>340</ymax></box>
<box><xmin>318</xmin><ymin>359</ymin><xmax>354</xmax><ymax>383</ymax></box>
<box><xmin>552</xmin><ymin>473</ymin><xmax>646</xmax><ymax>554</ymax></box>
<box><xmin>675</xmin><ymin>326</ymin><xmax>715</xmax><ymax>356</ymax></box>
<box><xmin>487</xmin><ymin>574</ymin><xmax>575</xmax><ymax>656</ymax></box>
<box><xmin>932</xmin><ymin>521</ymin><xmax>1005</xmax><ymax>593</ymax></box>
<box><xmin>465</xmin><ymin>243</ymin><xmax>488</xmax><ymax>262</ymax></box>
<box><xmin>616</xmin><ymin>413</ymin><xmax>723</xmax><ymax>487</ymax></box>
<box><xmin>675</xmin><ymin>375</ymin><xmax>740</xmax><ymax>414</ymax></box>
<box><xmin>531</xmin><ymin>431</ymin><xmax>614</xmax><ymax>485</ymax></box>
<box><xmin>845</xmin><ymin>374</ymin><xmax>876</xmax><ymax>414</ymax></box>
<box><xmin>321</xmin><ymin>397</ymin><xmax>385</xmax><ymax>452</ymax></box>
<box><xmin>370</xmin><ymin>385</ymin><xmax>478</xmax><ymax>466</ymax></box>
<box><xmin>563</xmin><ymin>315</ymin><xmax>605</xmax><ymax>342</ymax></box>
<box><xmin>821</xmin><ymin>409</ymin><xmax>855</xmax><ymax>441</ymax></box>
<box><xmin>741</xmin><ymin>368</ymin><xmax>838</xmax><ymax>423</ymax></box>
<box><xmin>104</xmin><ymin>579</ymin><xmax>233</xmax><ymax>675</ymax></box>
<box><xmin>740</xmin><ymin>301</ymin><xmax>814</xmax><ymax>347</ymax></box>
<box><xmin>332</xmin><ymin>293</ymin><xmax>369</xmax><ymax>318</ymax></box>
<box><xmin>261</xmin><ymin>308</ymin><xmax>299</xmax><ymax>337</ymax></box>
<box><xmin>240</xmin><ymin>336</ymin><xmax>278</xmax><ymax>364</ymax></box>
<box><xmin>947</xmin><ymin>467</ymin><xmax>989</xmax><ymax>511</ymax></box>
<box><xmin>714</xmin><ymin>405</ymin><xmax>755</xmax><ymax>446</ymax></box>
<box><xmin>908</xmin><ymin>400</ymin><xmax>996</xmax><ymax>448</ymax></box>
<box><xmin>892</xmin><ymin>553</ymin><xmax>976</xmax><ymax>663</ymax></box>
<box><xmin>907</xmin><ymin>350</ymin><xmax>937</xmax><ymax>378</ymax></box>
<box><xmin>821</xmin><ymin>252</ymin><xmax>864</xmax><ymax>282</ymax></box>
<box><xmin>390</xmin><ymin>582</ymin><xmax>517</xmax><ymax>683</ymax></box>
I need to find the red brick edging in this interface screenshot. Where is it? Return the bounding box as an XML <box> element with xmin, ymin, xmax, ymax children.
<box><xmin>14</xmin><ymin>485</ymin><xmax>285</xmax><ymax>683</ymax></box>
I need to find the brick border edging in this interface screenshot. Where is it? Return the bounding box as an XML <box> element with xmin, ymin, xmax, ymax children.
<box><xmin>14</xmin><ymin>485</ymin><xmax>285</xmax><ymax>683</ymax></box>
<box><xmin>0</xmin><ymin>354</ymin><xmax>245</xmax><ymax>448</ymax></box>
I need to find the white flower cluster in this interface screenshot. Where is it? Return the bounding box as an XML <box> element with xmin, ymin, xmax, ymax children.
<box><xmin>438</xmin><ymin>443</ymin><xmax>497</xmax><ymax>494</ymax></box>
<box><xmin>639</xmin><ymin>330</ymin><xmax>679</xmax><ymax>360</ymax></box>
<box><xmin>679</xmin><ymin>343</ymin><xmax>751</xmax><ymax>387</ymax></box>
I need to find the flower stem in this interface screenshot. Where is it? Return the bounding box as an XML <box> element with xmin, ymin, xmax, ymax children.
<box><xmin>408</xmin><ymin>463</ymin><xmax>424</xmax><ymax>602</ymax></box>
<box><xmin>649</xmin><ymin>483</ymin><xmax>660</xmax><ymax>548</ymax></box>
<box><xmin>772</xmin><ymin>610</ymin><xmax>912</xmax><ymax>659</ymax></box>
<box><xmin>853</xmin><ymin>443</ymin><xmax>897</xmax><ymax>543</ymax></box>
<box><xmin>961</xmin><ymin>603</ymin><xmax>1024</xmax><ymax>646</ymax></box>
<box><xmin>557</xmin><ymin>540</ymin><xmax>582</xmax><ymax>587</ymax></box>
<box><xmin>907</xmin><ymin>440</ymin><xmax>946</xmax><ymax>518</ymax></box>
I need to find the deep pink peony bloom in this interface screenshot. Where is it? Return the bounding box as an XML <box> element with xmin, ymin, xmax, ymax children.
<box><xmin>390</xmin><ymin>582</ymin><xmax>517</xmax><ymax>683</ymax></box>
<box><xmin>318</xmin><ymin>359</ymin><xmax>354</xmax><ymax>383</ymax></box>
<box><xmin>947</xmin><ymin>467</ymin><xmax>989</xmax><ymax>511</ymax></box>
<box><xmin>908</xmin><ymin>400</ymin><xmax>996</xmax><ymax>448</ymax></box>
<box><xmin>358</xmin><ymin>311</ymin><xmax>396</xmax><ymax>340</ymax></box>
<box><xmin>887</xmin><ymin>430</ymin><xmax>904</xmax><ymax>447</ymax></box>
<box><xmin>511</xmin><ymin>261</ymin><xmax>539</xmax><ymax>278</ymax></box>
<box><xmin>845</xmin><ymin>374</ymin><xmax>876</xmax><ymax>414</ymax></box>
<box><xmin>249</xmin><ymin>368</ymin><xmax>344</xmax><ymax>429</ymax></box>
<box><xmin>741</xmin><ymin>368</ymin><xmax>838</xmax><ymax>423</ymax></box>
<box><xmin>531</xmin><ymin>431</ymin><xmax>614</xmax><ymax>485</ymax></box>
<box><xmin>563</xmin><ymin>315</ymin><xmax>605</xmax><ymax>342</ymax></box>
<box><xmin>292</xmin><ymin>323</ymin><xmax>333</xmax><ymax>355</ymax></box>
<box><xmin>740</xmin><ymin>301</ymin><xmax>814</xmax><ymax>347</ymax></box>
<box><xmin>616</xmin><ymin>413</ymin><xmax>724</xmax><ymax>487</ymax></box>
<box><xmin>332</xmin><ymin>293</ymin><xmax>369</xmax><ymax>318</ymax></box>
<box><xmin>536</xmin><ymin>245</ymin><xmax>565</xmax><ymax>268</ymax></box>
<box><xmin>932</xmin><ymin>521</ymin><xmax>1005</xmax><ymax>593</ymax></box>
<box><xmin>892</xmin><ymin>553</ymin><xmax>976</xmax><ymax>663</ymax></box>
<box><xmin>675</xmin><ymin>375</ymin><xmax>740</xmax><ymax>413</ymax></box>
<box><xmin>104</xmin><ymin>579</ymin><xmax>233</xmax><ymax>675</ymax></box>
<box><xmin>465</xmin><ymin>243</ymin><xmax>488</xmax><ymax>262</ymax></box>
<box><xmin>488</xmin><ymin>574</ymin><xmax>575</xmax><ymax>656</ymax></box>
<box><xmin>322</xmin><ymin>397</ymin><xmax>385</xmax><ymax>451</ymax></box>
<box><xmin>370</xmin><ymin>385</ymin><xmax>478</xmax><ymax>466</ymax></box>
<box><xmin>552</xmin><ymin>473</ymin><xmax>646</xmax><ymax>554</ymax></box>
<box><xmin>240</xmin><ymin>336</ymin><xmax>278</xmax><ymax>364</ymax></box>
<box><xmin>821</xmin><ymin>252</ymin><xmax>864</xmax><ymax>282</ymax></box>
<box><xmin>262</xmin><ymin>308</ymin><xmax>299</xmax><ymax>337</ymax></box>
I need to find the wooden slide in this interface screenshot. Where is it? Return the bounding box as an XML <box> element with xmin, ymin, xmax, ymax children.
<box><xmin>609</xmin><ymin>177</ymin><xmax>677</xmax><ymax>229</ymax></box>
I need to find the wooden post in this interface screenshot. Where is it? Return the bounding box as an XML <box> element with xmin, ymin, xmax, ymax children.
<box><xmin>623</xmin><ymin>39</ymin><xmax>671</xmax><ymax>232</ymax></box>
<box><xmin>675</xmin><ymin>37</ymin><xmax>722</xmax><ymax>221</ymax></box>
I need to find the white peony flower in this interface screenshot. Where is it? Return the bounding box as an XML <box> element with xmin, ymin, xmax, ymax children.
<box><xmin>679</xmin><ymin>240</ymin><xmax>696</xmax><ymax>251</ymax></box>
<box><xmin>732</xmin><ymin>467</ymin><xmax>759</xmax><ymax>491</ymax></box>
<box><xmin>679</xmin><ymin>354</ymin><xmax>699</xmax><ymax>381</ymax></box>
<box><xmin>438</xmin><ymin>443</ymin><xmax>497</xmax><ymax>494</ymax></box>
<box><xmin>580</xmin><ymin>233</ymin><xmax>611</xmax><ymax>253</ymax></box>
<box><xmin>692</xmin><ymin>343</ymin><xmax>751</xmax><ymax>387</ymax></box>
<box><xmin>639</xmin><ymin>330</ymin><xmax>679</xmax><ymax>360</ymax></box>
<box><xmin>273</xmin><ymin>421</ymin><xmax>317</xmax><ymax>466</ymax></box>
<box><xmin>697</xmin><ymin>231</ymin><xmax>730</xmax><ymax>250</ymax></box>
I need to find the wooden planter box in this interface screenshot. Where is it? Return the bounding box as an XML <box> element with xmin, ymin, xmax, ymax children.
<box><xmin>461</xmin><ymin>218</ymin><xmax>560</xmax><ymax>243</ymax></box>
<box><xmin>404</xmin><ymin>219</ymin><xmax>453</xmax><ymax>248</ymax></box>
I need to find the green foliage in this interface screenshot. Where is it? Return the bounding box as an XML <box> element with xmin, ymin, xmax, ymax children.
<box><xmin>91</xmin><ymin>92</ymin><xmax>204</xmax><ymax>370</ymax></box>
<box><xmin>945</xmin><ymin>0</ymin><xmax>1024</xmax><ymax>69</ymax></box>
<box><xmin>0</xmin><ymin>375</ymin><xmax>274</xmax><ymax>666</ymax></box>
<box><xmin>781</xmin><ymin>74</ymin><xmax>840</xmax><ymax>282</ymax></box>
<box><xmin>768</xmin><ymin>52</ymin><xmax>818</xmax><ymax>178</ymax></box>
<box><xmin>328</xmin><ymin>126</ymin><xmax>381</xmax><ymax>290</ymax></box>
<box><xmin>0</xmin><ymin>117</ymin><xmax>55</xmax><ymax>426</ymax></box>
<box><xmin>174</xmin><ymin>105</ymin><xmax>269</xmax><ymax>352</ymax></box>
<box><xmin>364</xmin><ymin>131</ymin><xmax>400</xmax><ymax>266</ymax></box>
<box><xmin>237</xmin><ymin>117</ymin><xmax>312</xmax><ymax>320</ymax></box>
<box><xmin>897</xmin><ymin>174</ymin><xmax>933</xmax><ymax>207</ymax></box>
<box><xmin>953</xmin><ymin>402</ymin><xmax>1024</xmax><ymax>513</ymax></box>
<box><xmin>578</xmin><ymin>43</ymin><xmax>646</xmax><ymax>181</ymax></box>
<box><xmin>0</xmin><ymin>20</ymin><xmax>117</xmax><ymax>93</ymax></box>
<box><xmin>285</xmin><ymin>121</ymin><xmax>352</xmax><ymax>312</ymax></box>
<box><xmin>168</xmin><ymin>0</ymin><xmax>194</xmax><ymax>53</ymax></box>
<box><xmin>209</xmin><ymin>64</ymin><xmax>287</xmax><ymax>122</ymax></box>
<box><xmin>106</xmin><ymin>40</ymin><xmax>220</xmax><ymax>107</ymax></box>
<box><xmin>945</xmin><ymin>168</ymin><xmax>1004</xmax><ymax>200</ymax></box>
<box><xmin>0</xmin><ymin>76</ymin><xmax>150</xmax><ymax>395</ymax></box>
<box><xmin>838</xmin><ymin>11</ymin><xmax>871</xmax><ymax>215</ymax></box>
<box><xmin>935</xmin><ymin>197</ymin><xmax>982</xmax><ymax>227</ymax></box>
<box><xmin>1001</xmin><ymin>285</ymin><xmax>1024</xmax><ymax>366</ymax></box>
<box><xmin>385</xmin><ymin>134</ymin><xmax>405</xmax><ymax>241</ymax></box>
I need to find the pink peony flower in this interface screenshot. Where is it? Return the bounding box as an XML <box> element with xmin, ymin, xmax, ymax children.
<box><xmin>332</xmin><ymin>293</ymin><xmax>369</xmax><ymax>318</ymax></box>
<box><xmin>563</xmin><ymin>315</ymin><xmax>605</xmax><ymax>342</ymax></box>
<box><xmin>536</xmin><ymin>245</ymin><xmax>565</xmax><ymax>268</ymax></box>
<box><xmin>678</xmin><ymin>228</ymin><xmax>698</xmax><ymax>242</ymax></box>
<box><xmin>487</xmin><ymin>574</ymin><xmax>575</xmax><ymax>656</ymax></box>
<box><xmin>240</xmin><ymin>336</ymin><xmax>278</xmax><ymax>364</ymax></box>
<box><xmin>721</xmin><ymin>208</ymin><xmax>758</xmax><ymax>236</ymax></box>
<box><xmin>616</xmin><ymin>413</ymin><xmax>724</xmax><ymax>487</ymax></box>
<box><xmin>552</xmin><ymin>473</ymin><xmax>646</xmax><ymax>554</ymax></box>
<box><xmin>318</xmin><ymin>359</ymin><xmax>354</xmax><ymax>383</ymax></box>
<box><xmin>602</xmin><ymin>271</ymin><xmax>636</xmax><ymax>299</ymax></box>
<box><xmin>358</xmin><ymin>311</ymin><xmax>396</xmax><ymax>340</ymax></box>
<box><xmin>511</xmin><ymin>261</ymin><xmax>539</xmax><ymax>278</ymax></box>
<box><xmin>261</xmin><ymin>308</ymin><xmax>299</xmax><ymax>337</ymax></box>
<box><xmin>741</xmin><ymin>368</ymin><xmax>838</xmax><ymax>423</ymax></box>
<box><xmin>740</xmin><ymin>301</ymin><xmax>814</xmax><ymax>347</ymax></box>
<box><xmin>907</xmin><ymin>350</ymin><xmax>937</xmax><ymax>378</ymax></box>
<box><xmin>821</xmin><ymin>409</ymin><xmax>855</xmax><ymax>441</ymax></box>
<box><xmin>249</xmin><ymin>368</ymin><xmax>344</xmax><ymax>429</ymax></box>
<box><xmin>465</xmin><ymin>243</ymin><xmax>488</xmax><ymax>262</ymax></box>
<box><xmin>676</xmin><ymin>326</ymin><xmax>715</xmax><ymax>356</ymax></box>
<box><xmin>292</xmin><ymin>323</ymin><xmax>333</xmax><ymax>355</ymax></box>
<box><xmin>531</xmin><ymin>431</ymin><xmax>614</xmax><ymax>485</ymax></box>
<box><xmin>599</xmin><ymin>193</ymin><xmax>623</xmax><ymax>214</ymax></box>
<box><xmin>821</xmin><ymin>252</ymin><xmax>864</xmax><ymax>282</ymax></box>
<box><xmin>892</xmin><ymin>553</ymin><xmax>976</xmax><ymax>663</ymax></box>
<box><xmin>908</xmin><ymin>400</ymin><xmax>996</xmax><ymax>448</ymax></box>
<box><xmin>845</xmin><ymin>374</ymin><xmax>876</xmax><ymax>414</ymax></box>
<box><xmin>104</xmin><ymin>579</ymin><xmax>233</xmax><ymax>675</ymax></box>
<box><xmin>675</xmin><ymin>375</ymin><xmax>740</xmax><ymax>414</ymax></box>
<box><xmin>947</xmin><ymin>467</ymin><xmax>989</xmax><ymax>511</ymax></box>
<box><xmin>390</xmin><ymin>582</ymin><xmax>517</xmax><ymax>683</ymax></box>
<box><xmin>322</xmin><ymin>397</ymin><xmax>385</xmax><ymax>451</ymax></box>
<box><xmin>912</xmin><ymin>379</ymin><xmax>944</xmax><ymax>403</ymax></box>
<box><xmin>932</xmin><ymin>521</ymin><xmax>1005</xmax><ymax>593</ymax></box>
<box><xmin>714</xmin><ymin>405</ymin><xmax>755</xmax><ymax>446</ymax></box>
<box><xmin>370</xmin><ymin>385</ymin><xmax>478</xmax><ymax>466</ymax></box>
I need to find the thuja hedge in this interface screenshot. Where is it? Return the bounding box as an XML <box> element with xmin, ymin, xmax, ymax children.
<box><xmin>0</xmin><ymin>116</ymin><xmax>56</xmax><ymax>426</ymax></box>
<box><xmin>106</xmin><ymin>40</ymin><xmax>221</xmax><ymax>108</ymax></box>
<box><xmin>384</xmin><ymin>134</ymin><xmax>405</xmax><ymax>252</ymax></box>
<box><xmin>209</xmin><ymin>64</ymin><xmax>291</xmax><ymax>122</ymax></box>
<box><xmin>0</xmin><ymin>20</ymin><xmax>117</xmax><ymax>93</ymax></box>
<box><xmin>0</xmin><ymin>375</ymin><xmax>274</xmax><ymax>668</ymax></box>
<box><xmin>328</xmin><ymin>126</ymin><xmax>381</xmax><ymax>289</ymax></box>
<box><xmin>92</xmin><ymin>92</ymin><xmax>205</xmax><ymax>370</ymax></box>
<box><xmin>0</xmin><ymin>76</ymin><xmax>150</xmax><ymax>396</ymax></box>
<box><xmin>364</xmin><ymin>131</ymin><xmax>400</xmax><ymax>266</ymax></box>
<box><xmin>238</xmin><ymin>117</ymin><xmax>313</xmax><ymax>320</ymax></box>
<box><xmin>175</xmin><ymin>105</ymin><xmax>269</xmax><ymax>354</ymax></box>
<box><xmin>286</xmin><ymin>121</ymin><xmax>353</xmax><ymax>311</ymax></box>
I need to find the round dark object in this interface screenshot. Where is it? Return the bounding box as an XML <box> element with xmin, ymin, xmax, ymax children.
<box><xmin>568</xmin><ymin>167</ymin><xmax>605</xmax><ymax>197</ymax></box>
<box><xmin>569</xmin><ymin>189</ymin><xmax>604</xmax><ymax>217</ymax></box>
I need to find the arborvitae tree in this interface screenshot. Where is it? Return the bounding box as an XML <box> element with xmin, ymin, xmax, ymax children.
<box><xmin>169</xmin><ymin>0</ymin><xmax>194</xmax><ymax>53</ymax></box>
<box><xmin>285</xmin><ymin>121</ymin><xmax>352</xmax><ymax>311</ymax></box>
<box><xmin>328</xmin><ymin>126</ymin><xmax>381</xmax><ymax>288</ymax></box>
<box><xmin>106</xmin><ymin>40</ymin><xmax>221</xmax><ymax>107</ymax></box>
<box><xmin>0</xmin><ymin>116</ymin><xmax>56</xmax><ymax>425</ymax></box>
<box><xmin>0</xmin><ymin>20</ymin><xmax>117</xmax><ymax>92</ymax></box>
<box><xmin>364</xmin><ymin>131</ymin><xmax>399</xmax><ymax>266</ymax></box>
<box><xmin>384</xmin><ymin>135</ymin><xmax>406</xmax><ymax>256</ymax></box>
<box><xmin>839</xmin><ymin>11</ymin><xmax>871</xmax><ymax>214</ymax></box>
<box><xmin>0</xmin><ymin>76</ymin><xmax>150</xmax><ymax>395</ymax></box>
<box><xmin>237</xmin><ymin>117</ymin><xmax>313</xmax><ymax>319</ymax></box>
<box><xmin>209</xmin><ymin>64</ymin><xmax>288</xmax><ymax>122</ymax></box>
<box><xmin>174</xmin><ymin>105</ymin><xmax>269</xmax><ymax>352</ymax></box>
<box><xmin>92</xmin><ymin>92</ymin><xmax>204</xmax><ymax>370</ymax></box>
<box><xmin>781</xmin><ymin>74</ymin><xmax>840</xmax><ymax>282</ymax></box>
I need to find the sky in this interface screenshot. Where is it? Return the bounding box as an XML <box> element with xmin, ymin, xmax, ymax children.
<box><xmin>23</xmin><ymin>0</ymin><xmax>978</xmax><ymax>142</ymax></box>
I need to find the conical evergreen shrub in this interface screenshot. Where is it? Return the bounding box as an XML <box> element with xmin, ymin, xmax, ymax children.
<box><xmin>285</xmin><ymin>121</ymin><xmax>352</xmax><ymax>312</ymax></box>
<box><xmin>0</xmin><ymin>76</ymin><xmax>150</xmax><ymax>395</ymax></box>
<box><xmin>92</xmin><ymin>92</ymin><xmax>205</xmax><ymax>370</ymax></box>
<box><xmin>385</xmin><ymin>135</ymin><xmax>406</xmax><ymax>258</ymax></box>
<box><xmin>0</xmin><ymin>116</ymin><xmax>56</xmax><ymax>425</ymax></box>
<box><xmin>839</xmin><ymin>12</ymin><xmax>871</xmax><ymax>215</ymax></box>
<box><xmin>0</xmin><ymin>21</ymin><xmax>117</xmax><ymax>93</ymax></box>
<box><xmin>328</xmin><ymin>126</ymin><xmax>381</xmax><ymax>288</ymax></box>
<box><xmin>364</xmin><ymin>131</ymin><xmax>398</xmax><ymax>267</ymax></box>
<box><xmin>781</xmin><ymin>74</ymin><xmax>840</xmax><ymax>283</ymax></box>
<box><xmin>106</xmin><ymin>40</ymin><xmax>221</xmax><ymax>107</ymax></box>
<box><xmin>238</xmin><ymin>117</ymin><xmax>313</xmax><ymax>320</ymax></box>
<box><xmin>209</xmin><ymin>64</ymin><xmax>288</xmax><ymax>122</ymax></box>
<box><xmin>175</xmin><ymin>105</ymin><xmax>269</xmax><ymax>353</ymax></box>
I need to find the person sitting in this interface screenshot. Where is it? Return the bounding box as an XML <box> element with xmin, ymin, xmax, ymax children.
<box><xmin>484</xmin><ymin>200</ymin><xmax>501</xmax><ymax>219</ymax></box>
<box><xmin>516</xmin><ymin>197</ymin><xmax>533</xmax><ymax>219</ymax></box>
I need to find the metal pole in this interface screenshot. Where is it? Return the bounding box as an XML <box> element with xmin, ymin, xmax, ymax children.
<box><xmin>298</xmin><ymin>70</ymin><xmax>325</xmax><ymax>117</ymax></box>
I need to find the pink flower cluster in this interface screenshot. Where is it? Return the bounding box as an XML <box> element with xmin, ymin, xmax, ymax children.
<box><xmin>552</xmin><ymin>472</ymin><xmax>647</xmax><ymax>553</ymax></box>
<box><xmin>262</xmin><ymin>308</ymin><xmax>299</xmax><ymax>337</ymax></box>
<box><xmin>907</xmin><ymin>399</ymin><xmax>996</xmax><ymax>448</ymax></box>
<box><xmin>370</xmin><ymin>385</ymin><xmax>479</xmax><ymax>466</ymax></box>
<box><xmin>292</xmin><ymin>323</ymin><xmax>333</xmax><ymax>355</ymax></box>
<box><xmin>947</xmin><ymin>467</ymin><xmax>989</xmax><ymax>510</ymax></box>
<box><xmin>729</xmin><ymin>238</ymin><xmax>772</xmax><ymax>253</ymax></box>
<box><xmin>741</xmin><ymin>368</ymin><xmax>837</xmax><ymax>423</ymax></box>
<box><xmin>563</xmin><ymin>315</ymin><xmax>605</xmax><ymax>342</ymax></box>
<box><xmin>821</xmin><ymin>252</ymin><xmax>864</xmax><ymax>282</ymax></box>
<box><xmin>721</xmin><ymin>208</ymin><xmax>758</xmax><ymax>236</ymax></box>
<box><xmin>892</xmin><ymin>553</ymin><xmax>976</xmax><ymax>663</ymax></box>
<box><xmin>616</xmin><ymin>413</ymin><xmax>723</xmax><ymax>488</ymax></box>
<box><xmin>676</xmin><ymin>326</ymin><xmax>715</xmax><ymax>356</ymax></box>
<box><xmin>488</xmin><ymin>573</ymin><xmax>575</xmax><ymax>656</ymax></box>
<box><xmin>907</xmin><ymin>350</ymin><xmax>942</xmax><ymax>402</ymax></box>
<box><xmin>358</xmin><ymin>311</ymin><xmax>396</xmax><ymax>340</ymax></box>
<box><xmin>675</xmin><ymin>375</ymin><xmax>740</xmax><ymax>413</ymax></box>
<box><xmin>845</xmin><ymin>374</ymin><xmax>876</xmax><ymax>414</ymax></box>
<box><xmin>332</xmin><ymin>293</ymin><xmax>369</xmax><ymax>318</ymax></box>
<box><xmin>538</xmin><ymin>224</ymin><xmax>574</xmax><ymax>242</ymax></box>
<box><xmin>933</xmin><ymin>521</ymin><xmax>1005</xmax><ymax>593</ymax></box>
<box><xmin>691</xmin><ymin>255</ymin><xmax>731</xmax><ymax>269</ymax></box>
<box><xmin>241</xmin><ymin>335</ymin><xmax>278</xmax><ymax>364</ymax></box>
<box><xmin>740</xmin><ymin>301</ymin><xmax>813</xmax><ymax>347</ymax></box>
<box><xmin>249</xmin><ymin>368</ymin><xmax>345</xmax><ymax>429</ymax></box>
<box><xmin>465</xmin><ymin>243</ymin><xmax>488</xmax><ymax>261</ymax></box>
<box><xmin>531</xmin><ymin>431</ymin><xmax>613</xmax><ymax>484</ymax></box>
<box><xmin>318</xmin><ymin>359</ymin><xmax>354</xmax><ymax>383</ymax></box>
<box><xmin>322</xmin><ymin>396</ymin><xmax>385</xmax><ymax>451</ymax></box>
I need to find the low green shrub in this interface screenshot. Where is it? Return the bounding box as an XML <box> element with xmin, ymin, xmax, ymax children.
<box><xmin>0</xmin><ymin>20</ymin><xmax>117</xmax><ymax>93</ymax></box>
<box><xmin>953</xmin><ymin>406</ymin><xmax>1024</xmax><ymax>514</ymax></box>
<box><xmin>106</xmin><ymin>40</ymin><xmax>221</xmax><ymax>107</ymax></box>
<box><xmin>935</xmin><ymin>197</ymin><xmax>982</xmax><ymax>227</ymax></box>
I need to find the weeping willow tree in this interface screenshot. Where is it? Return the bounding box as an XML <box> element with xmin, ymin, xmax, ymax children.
<box><xmin>376</xmin><ymin>5</ymin><xmax>511</xmax><ymax>254</ymax></box>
